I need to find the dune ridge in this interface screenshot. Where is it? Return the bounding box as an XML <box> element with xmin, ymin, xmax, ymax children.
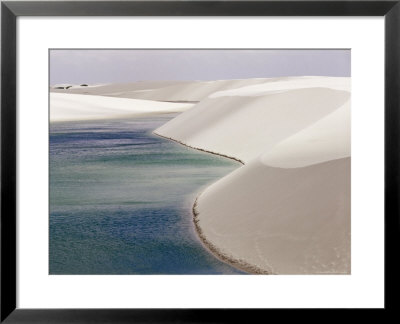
<box><xmin>154</xmin><ymin>76</ymin><xmax>351</xmax><ymax>274</ymax></box>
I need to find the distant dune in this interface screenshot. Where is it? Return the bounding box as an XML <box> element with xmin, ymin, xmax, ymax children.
<box><xmin>50</xmin><ymin>93</ymin><xmax>193</xmax><ymax>122</ymax></box>
<box><xmin>155</xmin><ymin>76</ymin><xmax>351</xmax><ymax>274</ymax></box>
<box><xmin>50</xmin><ymin>78</ymin><xmax>278</xmax><ymax>102</ymax></box>
<box><xmin>50</xmin><ymin>81</ymin><xmax>189</xmax><ymax>96</ymax></box>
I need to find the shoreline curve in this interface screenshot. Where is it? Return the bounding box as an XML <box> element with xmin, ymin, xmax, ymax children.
<box><xmin>153</xmin><ymin>131</ymin><xmax>271</xmax><ymax>274</ymax></box>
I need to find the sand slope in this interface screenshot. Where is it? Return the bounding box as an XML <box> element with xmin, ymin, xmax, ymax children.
<box><xmin>50</xmin><ymin>93</ymin><xmax>193</xmax><ymax>122</ymax></box>
<box><xmin>155</xmin><ymin>76</ymin><xmax>351</xmax><ymax>274</ymax></box>
<box><xmin>262</xmin><ymin>100</ymin><xmax>350</xmax><ymax>168</ymax></box>
<box><xmin>195</xmin><ymin>157</ymin><xmax>350</xmax><ymax>274</ymax></box>
<box><xmin>156</xmin><ymin>87</ymin><xmax>350</xmax><ymax>163</ymax></box>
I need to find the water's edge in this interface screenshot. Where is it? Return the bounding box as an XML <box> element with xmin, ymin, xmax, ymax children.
<box><xmin>153</xmin><ymin>132</ymin><xmax>245</xmax><ymax>165</ymax></box>
<box><xmin>153</xmin><ymin>131</ymin><xmax>271</xmax><ymax>275</ymax></box>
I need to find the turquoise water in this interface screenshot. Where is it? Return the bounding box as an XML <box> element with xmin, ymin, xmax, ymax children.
<box><xmin>49</xmin><ymin>114</ymin><xmax>244</xmax><ymax>274</ymax></box>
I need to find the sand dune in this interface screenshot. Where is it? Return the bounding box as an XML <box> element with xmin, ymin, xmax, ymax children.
<box><xmin>262</xmin><ymin>100</ymin><xmax>350</xmax><ymax>168</ymax></box>
<box><xmin>156</xmin><ymin>86</ymin><xmax>350</xmax><ymax>163</ymax></box>
<box><xmin>119</xmin><ymin>78</ymin><xmax>278</xmax><ymax>102</ymax></box>
<box><xmin>50</xmin><ymin>78</ymin><xmax>279</xmax><ymax>102</ymax></box>
<box><xmin>50</xmin><ymin>81</ymin><xmax>189</xmax><ymax>96</ymax></box>
<box><xmin>155</xmin><ymin>76</ymin><xmax>351</xmax><ymax>274</ymax></box>
<box><xmin>50</xmin><ymin>93</ymin><xmax>193</xmax><ymax>122</ymax></box>
<box><xmin>195</xmin><ymin>157</ymin><xmax>351</xmax><ymax>274</ymax></box>
<box><xmin>210</xmin><ymin>76</ymin><xmax>350</xmax><ymax>98</ymax></box>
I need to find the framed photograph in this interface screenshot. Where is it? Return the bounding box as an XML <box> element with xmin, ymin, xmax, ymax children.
<box><xmin>1</xmin><ymin>0</ymin><xmax>399</xmax><ymax>322</ymax></box>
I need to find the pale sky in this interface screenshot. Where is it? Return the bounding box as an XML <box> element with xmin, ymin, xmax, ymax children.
<box><xmin>50</xmin><ymin>49</ymin><xmax>350</xmax><ymax>85</ymax></box>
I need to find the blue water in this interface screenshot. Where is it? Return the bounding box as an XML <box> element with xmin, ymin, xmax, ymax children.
<box><xmin>49</xmin><ymin>114</ymin><xmax>244</xmax><ymax>274</ymax></box>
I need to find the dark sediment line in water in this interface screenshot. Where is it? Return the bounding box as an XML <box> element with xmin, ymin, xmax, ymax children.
<box><xmin>153</xmin><ymin>132</ymin><xmax>245</xmax><ymax>165</ymax></box>
<box><xmin>153</xmin><ymin>131</ymin><xmax>271</xmax><ymax>275</ymax></box>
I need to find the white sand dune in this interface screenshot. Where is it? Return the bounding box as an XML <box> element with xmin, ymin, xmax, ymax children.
<box><xmin>156</xmin><ymin>86</ymin><xmax>350</xmax><ymax>163</ymax></box>
<box><xmin>50</xmin><ymin>81</ymin><xmax>189</xmax><ymax>96</ymax></box>
<box><xmin>120</xmin><ymin>78</ymin><xmax>278</xmax><ymax>102</ymax></box>
<box><xmin>155</xmin><ymin>76</ymin><xmax>351</xmax><ymax>274</ymax></box>
<box><xmin>195</xmin><ymin>157</ymin><xmax>350</xmax><ymax>274</ymax></box>
<box><xmin>50</xmin><ymin>93</ymin><xmax>193</xmax><ymax>122</ymax></box>
<box><xmin>261</xmin><ymin>100</ymin><xmax>350</xmax><ymax>168</ymax></box>
<box><xmin>50</xmin><ymin>78</ymin><xmax>279</xmax><ymax>102</ymax></box>
<box><xmin>210</xmin><ymin>76</ymin><xmax>350</xmax><ymax>98</ymax></box>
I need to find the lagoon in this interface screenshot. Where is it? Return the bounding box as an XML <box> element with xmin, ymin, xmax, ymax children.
<box><xmin>49</xmin><ymin>114</ymin><xmax>244</xmax><ymax>274</ymax></box>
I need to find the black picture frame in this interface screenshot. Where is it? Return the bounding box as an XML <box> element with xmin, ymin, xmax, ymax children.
<box><xmin>1</xmin><ymin>0</ymin><xmax>399</xmax><ymax>322</ymax></box>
